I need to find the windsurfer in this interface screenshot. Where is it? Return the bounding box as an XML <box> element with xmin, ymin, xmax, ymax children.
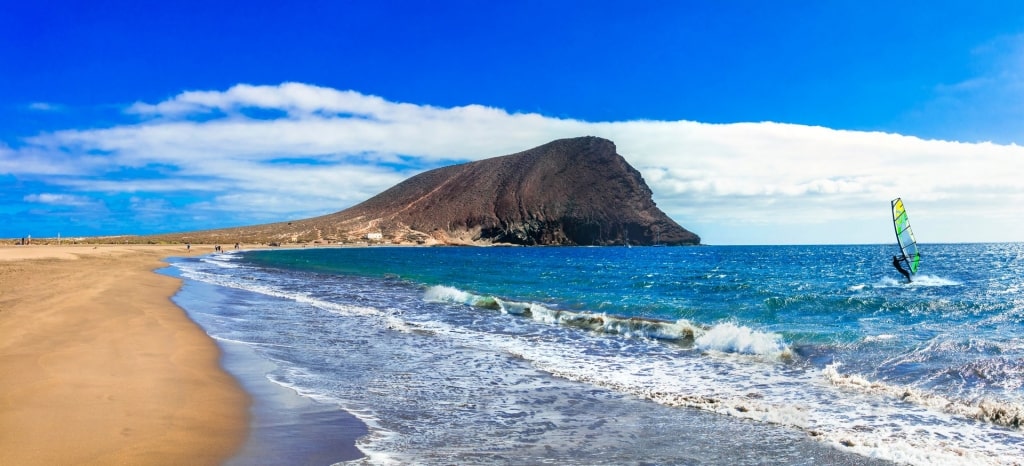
<box><xmin>892</xmin><ymin>255</ymin><xmax>911</xmax><ymax>283</ymax></box>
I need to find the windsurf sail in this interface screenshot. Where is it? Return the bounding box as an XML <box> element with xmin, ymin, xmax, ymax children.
<box><xmin>891</xmin><ymin>197</ymin><xmax>921</xmax><ymax>274</ymax></box>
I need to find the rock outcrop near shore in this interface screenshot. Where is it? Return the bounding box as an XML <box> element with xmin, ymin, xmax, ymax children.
<box><xmin>149</xmin><ymin>137</ymin><xmax>700</xmax><ymax>246</ymax></box>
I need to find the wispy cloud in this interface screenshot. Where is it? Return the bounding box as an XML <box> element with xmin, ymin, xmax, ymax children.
<box><xmin>23</xmin><ymin>193</ymin><xmax>96</xmax><ymax>206</ymax></box>
<box><xmin>4</xmin><ymin>83</ymin><xmax>1023</xmax><ymax>243</ymax></box>
<box><xmin>912</xmin><ymin>33</ymin><xmax>1024</xmax><ymax>144</ymax></box>
<box><xmin>27</xmin><ymin>102</ymin><xmax>64</xmax><ymax>112</ymax></box>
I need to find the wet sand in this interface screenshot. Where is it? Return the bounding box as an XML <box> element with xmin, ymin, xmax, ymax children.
<box><xmin>0</xmin><ymin>244</ymin><xmax>249</xmax><ymax>465</ymax></box>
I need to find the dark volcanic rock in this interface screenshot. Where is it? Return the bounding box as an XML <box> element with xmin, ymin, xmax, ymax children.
<box><xmin>145</xmin><ymin>136</ymin><xmax>700</xmax><ymax>246</ymax></box>
<box><xmin>314</xmin><ymin>136</ymin><xmax>699</xmax><ymax>246</ymax></box>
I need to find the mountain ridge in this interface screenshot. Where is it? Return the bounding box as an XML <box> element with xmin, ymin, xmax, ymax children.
<box><xmin>143</xmin><ymin>136</ymin><xmax>700</xmax><ymax>246</ymax></box>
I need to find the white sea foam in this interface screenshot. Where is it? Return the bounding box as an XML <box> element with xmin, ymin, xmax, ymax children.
<box><xmin>875</xmin><ymin>276</ymin><xmax>905</xmax><ymax>287</ymax></box>
<box><xmin>824</xmin><ymin>363</ymin><xmax>1024</xmax><ymax>429</ymax></box>
<box><xmin>408</xmin><ymin>297</ymin><xmax>1022</xmax><ymax>465</ymax></box>
<box><xmin>863</xmin><ymin>333</ymin><xmax>897</xmax><ymax>342</ymax></box>
<box><xmin>209</xmin><ymin>335</ymin><xmax>297</xmax><ymax>349</ymax></box>
<box><xmin>426</xmin><ymin>286</ymin><xmax>709</xmax><ymax>344</ymax></box>
<box><xmin>423</xmin><ymin>285</ymin><xmax>476</xmax><ymax>305</ymax></box>
<box><xmin>200</xmin><ymin>255</ymin><xmax>241</xmax><ymax>268</ymax></box>
<box><xmin>694</xmin><ymin>322</ymin><xmax>792</xmax><ymax>359</ymax></box>
<box><xmin>424</xmin><ymin>285</ymin><xmax>795</xmax><ymax>359</ymax></box>
<box><xmin>909</xmin><ymin>274</ymin><xmax>961</xmax><ymax>287</ymax></box>
<box><xmin>178</xmin><ymin>261</ymin><xmax>384</xmax><ymax>320</ymax></box>
<box><xmin>493</xmin><ymin>297</ymin><xmax>532</xmax><ymax>315</ymax></box>
<box><xmin>502</xmin><ymin>331</ymin><xmax>1016</xmax><ymax>465</ymax></box>
<box><xmin>873</xmin><ymin>274</ymin><xmax>960</xmax><ymax>288</ymax></box>
<box><xmin>173</xmin><ymin>252</ymin><xmax>1024</xmax><ymax>466</ymax></box>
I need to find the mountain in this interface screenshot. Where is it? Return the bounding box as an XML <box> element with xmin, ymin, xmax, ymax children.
<box><xmin>147</xmin><ymin>136</ymin><xmax>700</xmax><ymax>246</ymax></box>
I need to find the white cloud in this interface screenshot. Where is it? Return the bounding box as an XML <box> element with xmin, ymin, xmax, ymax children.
<box><xmin>7</xmin><ymin>83</ymin><xmax>1024</xmax><ymax>244</ymax></box>
<box><xmin>0</xmin><ymin>143</ymin><xmax>108</xmax><ymax>176</ymax></box>
<box><xmin>24</xmin><ymin>193</ymin><xmax>96</xmax><ymax>206</ymax></box>
<box><xmin>27</xmin><ymin>102</ymin><xmax>62</xmax><ymax>112</ymax></box>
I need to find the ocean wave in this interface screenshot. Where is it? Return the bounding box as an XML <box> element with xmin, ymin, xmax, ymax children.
<box><xmin>909</xmin><ymin>275</ymin><xmax>961</xmax><ymax>287</ymax></box>
<box><xmin>210</xmin><ymin>335</ymin><xmax>297</xmax><ymax>349</ymax></box>
<box><xmin>177</xmin><ymin>263</ymin><xmax>384</xmax><ymax>319</ymax></box>
<box><xmin>200</xmin><ymin>255</ymin><xmax>242</xmax><ymax>268</ymax></box>
<box><xmin>873</xmin><ymin>274</ymin><xmax>960</xmax><ymax>288</ymax></box>
<box><xmin>541</xmin><ymin>363</ymin><xmax>812</xmax><ymax>429</ymax></box>
<box><xmin>952</xmin><ymin>357</ymin><xmax>1024</xmax><ymax>392</ymax></box>
<box><xmin>502</xmin><ymin>338</ymin><xmax>996</xmax><ymax>464</ymax></box>
<box><xmin>695</xmin><ymin>322</ymin><xmax>791</xmax><ymax>359</ymax></box>
<box><xmin>423</xmin><ymin>285</ymin><xmax>791</xmax><ymax>359</ymax></box>
<box><xmin>863</xmin><ymin>333</ymin><xmax>897</xmax><ymax>342</ymax></box>
<box><xmin>423</xmin><ymin>285</ymin><xmax>500</xmax><ymax>309</ymax></box>
<box><xmin>824</xmin><ymin>363</ymin><xmax>1024</xmax><ymax>430</ymax></box>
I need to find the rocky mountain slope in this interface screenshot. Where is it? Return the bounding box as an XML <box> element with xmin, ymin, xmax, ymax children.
<box><xmin>145</xmin><ymin>136</ymin><xmax>700</xmax><ymax>246</ymax></box>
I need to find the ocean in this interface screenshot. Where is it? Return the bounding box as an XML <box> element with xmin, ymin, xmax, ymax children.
<box><xmin>164</xmin><ymin>243</ymin><xmax>1024</xmax><ymax>465</ymax></box>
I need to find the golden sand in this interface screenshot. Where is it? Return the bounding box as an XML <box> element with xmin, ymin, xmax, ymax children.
<box><xmin>0</xmin><ymin>245</ymin><xmax>248</xmax><ymax>465</ymax></box>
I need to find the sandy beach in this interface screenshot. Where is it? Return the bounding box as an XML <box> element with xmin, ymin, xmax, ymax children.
<box><xmin>0</xmin><ymin>244</ymin><xmax>249</xmax><ymax>465</ymax></box>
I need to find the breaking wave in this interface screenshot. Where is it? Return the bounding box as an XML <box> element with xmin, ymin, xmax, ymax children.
<box><xmin>824</xmin><ymin>363</ymin><xmax>1024</xmax><ymax>430</ymax></box>
<box><xmin>695</xmin><ymin>322</ymin><xmax>791</xmax><ymax>358</ymax></box>
<box><xmin>423</xmin><ymin>285</ymin><xmax>791</xmax><ymax>359</ymax></box>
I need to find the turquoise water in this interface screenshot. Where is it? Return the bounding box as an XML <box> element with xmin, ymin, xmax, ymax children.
<box><xmin>171</xmin><ymin>244</ymin><xmax>1024</xmax><ymax>465</ymax></box>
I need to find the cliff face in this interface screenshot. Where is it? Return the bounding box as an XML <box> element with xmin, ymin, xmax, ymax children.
<box><xmin>312</xmin><ymin>136</ymin><xmax>699</xmax><ymax>246</ymax></box>
<box><xmin>145</xmin><ymin>136</ymin><xmax>700</xmax><ymax>246</ymax></box>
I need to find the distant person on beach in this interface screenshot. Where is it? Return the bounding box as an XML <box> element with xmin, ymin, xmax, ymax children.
<box><xmin>892</xmin><ymin>255</ymin><xmax>911</xmax><ymax>283</ymax></box>
<box><xmin>186</xmin><ymin>242</ymin><xmax>191</xmax><ymax>252</ymax></box>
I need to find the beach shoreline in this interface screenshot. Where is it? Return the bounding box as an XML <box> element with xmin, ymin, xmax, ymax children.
<box><xmin>161</xmin><ymin>261</ymin><xmax>368</xmax><ymax>464</ymax></box>
<box><xmin>0</xmin><ymin>244</ymin><xmax>249</xmax><ymax>465</ymax></box>
<box><xmin>174</xmin><ymin>246</ymin><xmax>901</xmax><ymax>465</ymax></box>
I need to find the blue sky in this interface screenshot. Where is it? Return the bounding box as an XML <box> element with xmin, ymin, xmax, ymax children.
<box><xmin>3</xmin><ymin>1</ymin><xmax>1024</xmax><ymax>244</ymax></box>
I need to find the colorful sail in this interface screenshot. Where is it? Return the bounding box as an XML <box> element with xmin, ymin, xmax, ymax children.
<box><xmin>891</xmin><ymin>198</ymin><xmax>921</xmax><ymax>274</ymax></box>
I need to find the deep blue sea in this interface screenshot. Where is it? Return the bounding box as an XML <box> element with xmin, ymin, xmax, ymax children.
<box><xmin>168</xmin><ymin>244</ymin><xmax>1024</xmax><ymax>465</ymax></box>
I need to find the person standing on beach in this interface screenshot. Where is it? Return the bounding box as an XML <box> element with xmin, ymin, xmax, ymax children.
<box><xmin>186</xmin><ymin>242</ymin><xmax>191</xmax><ymax>252</ymax></box>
